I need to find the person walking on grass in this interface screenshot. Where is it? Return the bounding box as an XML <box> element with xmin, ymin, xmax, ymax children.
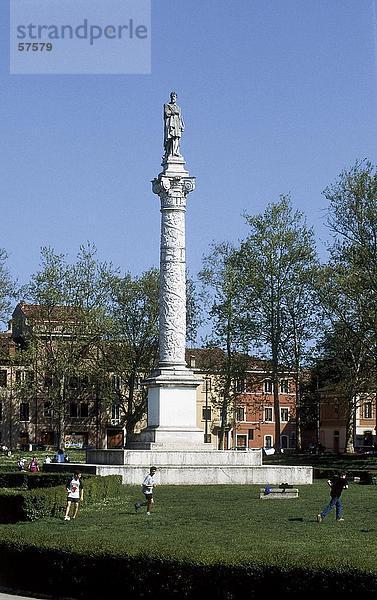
<box><xmin>317</xmin><ymin>471</ymin><xmax>348</xmax><ymax>523</ymax></box>
<box><xmin>64</xmin><ymin>471</ymin><xmax>84</xmax><ymax>521</ymax></box>
<box><xmin>135</xmin><ymin>466</ymin><xmax>157</xmax><ymax>516</ymax></box>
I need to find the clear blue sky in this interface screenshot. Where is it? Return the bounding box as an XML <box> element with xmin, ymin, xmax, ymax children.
<box><xmin>1</xmin><ymin>0</ymin><xmax>377</xmax><ymax>296</ymax></box>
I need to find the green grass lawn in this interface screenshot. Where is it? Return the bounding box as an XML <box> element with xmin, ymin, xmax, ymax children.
<box><xmin>0</xmin><ymin>448</ymin><xmax>86</xmax><ymax>471</ymax></box>
<box><xmin>0</xmin><ymin>481</ymin><xmax>376</xmax><ymax>573</ymax></box>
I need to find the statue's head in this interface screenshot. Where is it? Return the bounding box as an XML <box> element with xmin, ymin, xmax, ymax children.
<box><xmin>170</xmin><ymin>91</ymin><xmax>177</xmax><ymax>102</ymax></box>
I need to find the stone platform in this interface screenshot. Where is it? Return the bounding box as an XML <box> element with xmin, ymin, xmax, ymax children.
<box><xmin>85</xmin><ymin>449</ymin><xmax>313</xmax><ymax>485</ymax></box>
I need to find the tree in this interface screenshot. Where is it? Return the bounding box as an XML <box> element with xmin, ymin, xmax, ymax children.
<box><xmin>19</xmin><ymin>244</ymin><xmax>114</xmax><ymax>449</ymax></box>
<box><xmin>314</xmin><ymin>321</ymin><xmax>372</xmax><ymax>453</ymax></box>
<box><xmin>199</xmin><ymin>242</ymin><xmax>249</xmax><ymax>449</ymax></box>
<box><xmin>321</xmin><ymin>160</ymin><xmax>377</xmax><ymax>364</ymax></box>
<box><xmin>0</xmin><ymin>248</ymin><xmax>16</xmax><ymax>326</ymax></box>
<box><xmin>102</xmin><ymin>269</ymin><xmax>160</xmax><ymax>443</ymax></box>
<box><xmin>316</xmin><ymin>160</ymin><xmax>377</xmax><ymax>450</ymax></box>
<box><xmin>238</xmin><ymin>196</ymin><xmax>319</xmax><ymax>452</ymax></box>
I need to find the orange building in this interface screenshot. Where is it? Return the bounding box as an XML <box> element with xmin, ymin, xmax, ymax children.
<box><xmin>189</xmin><ymin>349</ymin><xmax>298</xmax><ymax>451</ymax></box>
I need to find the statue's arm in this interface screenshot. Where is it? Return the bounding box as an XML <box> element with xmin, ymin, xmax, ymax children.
<box><xmin>164</xmin><ymin>104</ymin><xmax>172</xmax><ymax>118</ymax></box>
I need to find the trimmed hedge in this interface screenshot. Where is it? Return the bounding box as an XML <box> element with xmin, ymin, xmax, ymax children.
<box><xmin>0</xmin><ymin>474</ymin><xmax>123</xmax><ymax>522</ymax></box>
<box><xmin>313</xmin><ymin>467</ymin><xmax>377</xmax><ymax>483</ymax></box>
<box><xmin>0</xmin><ymin>542</ymin><xmax>376</xmax><ymax>599</ymax></box>
<box><xmin>0</xmin><ymin>471</ymin><xmax>77</xmax><ymax>489</ymax></box>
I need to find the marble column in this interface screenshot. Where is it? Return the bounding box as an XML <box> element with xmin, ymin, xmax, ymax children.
<box><xmin>141</xmin><ymin>154</ymin><xmax>205</xmax><ymax>449</ymax></box>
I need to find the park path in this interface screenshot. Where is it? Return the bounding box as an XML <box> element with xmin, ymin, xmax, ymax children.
<box><xmin>0</xmin><ymin>592</ymin><xmax>70</xmax><ymax>600</ymax></box>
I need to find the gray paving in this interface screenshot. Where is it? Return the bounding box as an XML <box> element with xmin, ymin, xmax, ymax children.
<box><xmin>0</xmin><ymin>593</ymin><xmax>55</xmax><ymax>600</ymax></box>
<box><xmin>0</xmin><ymin>595</ymin><xmax>46</xmax><ymax>600</ymax></box>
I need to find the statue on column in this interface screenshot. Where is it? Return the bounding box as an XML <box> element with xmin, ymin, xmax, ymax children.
<box><xmin>163</xmin><ymin>91</ymin><xmax>185</xmax><ymax>159</ymax></box>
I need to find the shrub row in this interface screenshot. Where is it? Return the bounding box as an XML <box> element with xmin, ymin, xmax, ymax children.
<box><xmin>313</xmin><ymin>468</ymin><xmax>377</xmax><ymax>483</ymax></box>
<box><xmin>0</xmin><ymin>471</ymin><xmax>78</xmax><ymax>489</ymax></box>
<box><xmin>0</xmin><ymin>474</ymin><xmax>123</xmax><ymax>522</ymax></box>
<box><xmin>0</xmin><ymin>542</ymin><xmax>376</xmax><ymax>599</ymax></box>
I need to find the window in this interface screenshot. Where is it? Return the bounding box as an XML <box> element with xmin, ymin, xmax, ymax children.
<box><xmin>236</xmin><ymin>379</ymin><xmax>245</xmax><ymax>393</ymax></box>
<box><xmin>248</xmin><ymin>428</ymin><xmax>254</xmax><ymax>441</ymax></box>
<box><xmin>280</xmin><ymin>407</ymin><xmax>289</xmax><ymax>422</ymax></box>
<box><xmin>15</xmin><ymin>371</ymin><xmax>22</xmax><ymax>384</ymax></box>
<box><xmin>111</xmin><ymin>404</ymin><xmax>120</xmax><ymax>421</ymax></box>
<box><xmin>265</xmin><ymin>435</ymin><xmax>273</xmax><ymax>448</ymax></box>
<box><xmin>280</xmin><ymin>379</ymin><xmax>289</xmax><ymax>394</ymax></box>
<box><xmin>26</xmin><ymin>371</ymin><xmax>34</xmax><ymax>384</ymax></box>
<box><xmin>112</xmin><ymin>375</ymin><xmax>121</xmax><ymax>390</ymax></box>
<box><xmin>20</xmin><ymin>402</ymin><xmax>29</xmax><ymax>422</ymax></box>
<box><xmin>281</xmin><ymin>435</ymin><xmax>288</xmax><ymax>449</ymax></box>
<box><xmin>202</xmin><ymin>378</ymin><xmax>211</xmax><ymax>393</ymax></box>
<box><xmin>236</xmin><ymin>434</ymin><xmax>247</xmax><ymax>448</ymax></box>
<box><xmin>80</xmin><ymin>403</ymin><xmax>89</xmax><ymax>418</ymax></box>
<box><xmin>0</xmin><ymin>370</ymin><xmax>7</xmax><ymax>387</ymax></box>
<box><xmin>202</xmin><ymin>406</ymin><xmax>212</xmax><ymax>421</ymax></box>
<box><xmin>364</xmin><ymin>431</ymin><xmax>373</xmax><ymax>446</ymax></box>
<box><xmin>364</xmin><ymin>402</ymin><xmax>372</xmax><ymax>419</ymax></box>
<box><xmin>70</xmin><ymin>402</ymin><xmax>88</xmax><ymax>418</ymax></box>
<box><xmin>236</xmin><ymin>407</ymin><xmax>245</xmax><ymax>422</ymax></box>
<box><xmin>69</xmin><ymin>376</ymin><xmax>79</xmax><ymax>389</ymax></box>
<box><xmin>264</xmin><ymin>407</ymin><xmax>273</xmax><ymax>422</ymax></box>
<box><xmin>264</xmin><ymin>380</ymin><xmax>273</xmax><ymax>394</ymax></box>
<box><xmin>43</xmin><ymin>401</ymin><xmax>52</xmax><ymax>418</ymax></box>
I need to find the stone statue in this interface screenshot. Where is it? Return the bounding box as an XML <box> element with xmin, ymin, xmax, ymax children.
<box><xmin>163</xmin><ymin>91</ymin><xmax>185</xmax><ymax>159</ymax></box>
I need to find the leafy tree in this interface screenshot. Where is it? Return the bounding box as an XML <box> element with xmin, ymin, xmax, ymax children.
<box><xmin>0</xmin><ymin>248</ymin><xmax>16</xmax><ymax>325</ymax></box>
<box><xmin>102</xmin><ymin>269</ymin><xmax>160</xmax><ymax>443</ymax></box>
<box><xmin>18</xmin><ymin>244</ymin><xmax>114</xmax><ymax>449</ymax></box>
<box><xmin>314</xmin><ymin>321</ymin><xmax>372</xmax><ymax>453</ymax></box>
<box><xmin>238</xmin><ymin>196</ymin><xmax>319</xmax><ymax>452</ymax></box>
<box><xmin>315</xmin><ymin>160</ymin><xmax>377</xmax><ymax>450</ymax></box>
<box><xmin>199</xmin><ymin>242</ymin><xmax>249</xmax><ymax>449</ymax></box>
<box><xmin>321</xmin><ymin>160</ymin><xmax>377</xmax><ymax>364</ymax></box>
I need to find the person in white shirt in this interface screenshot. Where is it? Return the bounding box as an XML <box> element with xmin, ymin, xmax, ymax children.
<box><xmin>64</xmin><ymin>471</ymin><xmax>84</xmax><ymax>521</ymax></box>
<box><xmin>135</xmin><ymin>466</ymin><xmax>157</xmax><ymax>516</ymax></box>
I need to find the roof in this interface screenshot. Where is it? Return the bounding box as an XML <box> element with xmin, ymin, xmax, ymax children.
<box><xmin>14</xmin><ymin>302</ymin><xmax>78</xmax><ymax>322</ymax></box>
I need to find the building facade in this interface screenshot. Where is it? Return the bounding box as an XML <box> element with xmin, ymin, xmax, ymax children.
<box><xmin>189</xmin><ymin>349</ymin><xmax>298</xmax><ymax>451</ymax></box>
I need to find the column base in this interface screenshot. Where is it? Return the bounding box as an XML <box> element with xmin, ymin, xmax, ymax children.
<box><xmin>139</xmin><ymin>367</ymin><xmax>206</xmax><ymax>450</ymax></box>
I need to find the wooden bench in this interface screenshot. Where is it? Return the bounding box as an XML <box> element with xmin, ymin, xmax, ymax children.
<box><xmin>259</xmin><ymin>487</ymin><xmax>299</xmax><ymax>499</ymax></box>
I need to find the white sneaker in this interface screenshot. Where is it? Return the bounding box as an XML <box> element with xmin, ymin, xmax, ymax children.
<box><xmin>64</xmin><ymin>516</ymin><xmax>70</xmax><ymax>521</ymax></box>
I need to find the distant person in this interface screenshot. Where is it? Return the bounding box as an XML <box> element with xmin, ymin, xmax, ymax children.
<box><xmin>135</xmin><ymin>466</ymin><xmax>157</xmax><ymax>516</ymax></box>
<box><xmin>17</xmin><ymin>457</ymin><xmax>26</xmax><ymax>471</ymax></box>
<box><xmin>44</xmin><ymin>455</ymin><xmax>51</xmax><ymax>464</ymax></box>
<box><xmin>64</xmin><ymin>471</ymin><xmax>84</xmax><ymax>521</ymax></box>
<box><xmin>28</xmin><ymin>456</ymin><xmax>39</xmax><ymax>473</ymax></box>
<box><xmin>317</xmin><ymin>471</ymin><xmax>348</xmax><ymax>523</ymax></box>
<box><xmin>56</xmin><ymin>448</ymin><xmax>65</xmax><ymax>463</ymax></box>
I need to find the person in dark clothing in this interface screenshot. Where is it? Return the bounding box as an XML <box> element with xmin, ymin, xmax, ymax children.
<box><xmin>317</xmin><ymin>472</ymin><xmax>348</xmax><ymax>523</ymax></box>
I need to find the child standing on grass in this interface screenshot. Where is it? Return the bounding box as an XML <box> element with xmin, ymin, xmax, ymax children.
<box><xmin>317</xmin><ymin>471</ymin><xmax>348</xmax><ymax>523</ymax></box>
<box><xmin>135</xmin><ymin>466</ymin><xmax>157</xmax><ymax>516</ymax></box>
<box><xmin>64</xmin><ymin>471</ymin><xmax>84</xmax><ymax>521</ymax></box>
